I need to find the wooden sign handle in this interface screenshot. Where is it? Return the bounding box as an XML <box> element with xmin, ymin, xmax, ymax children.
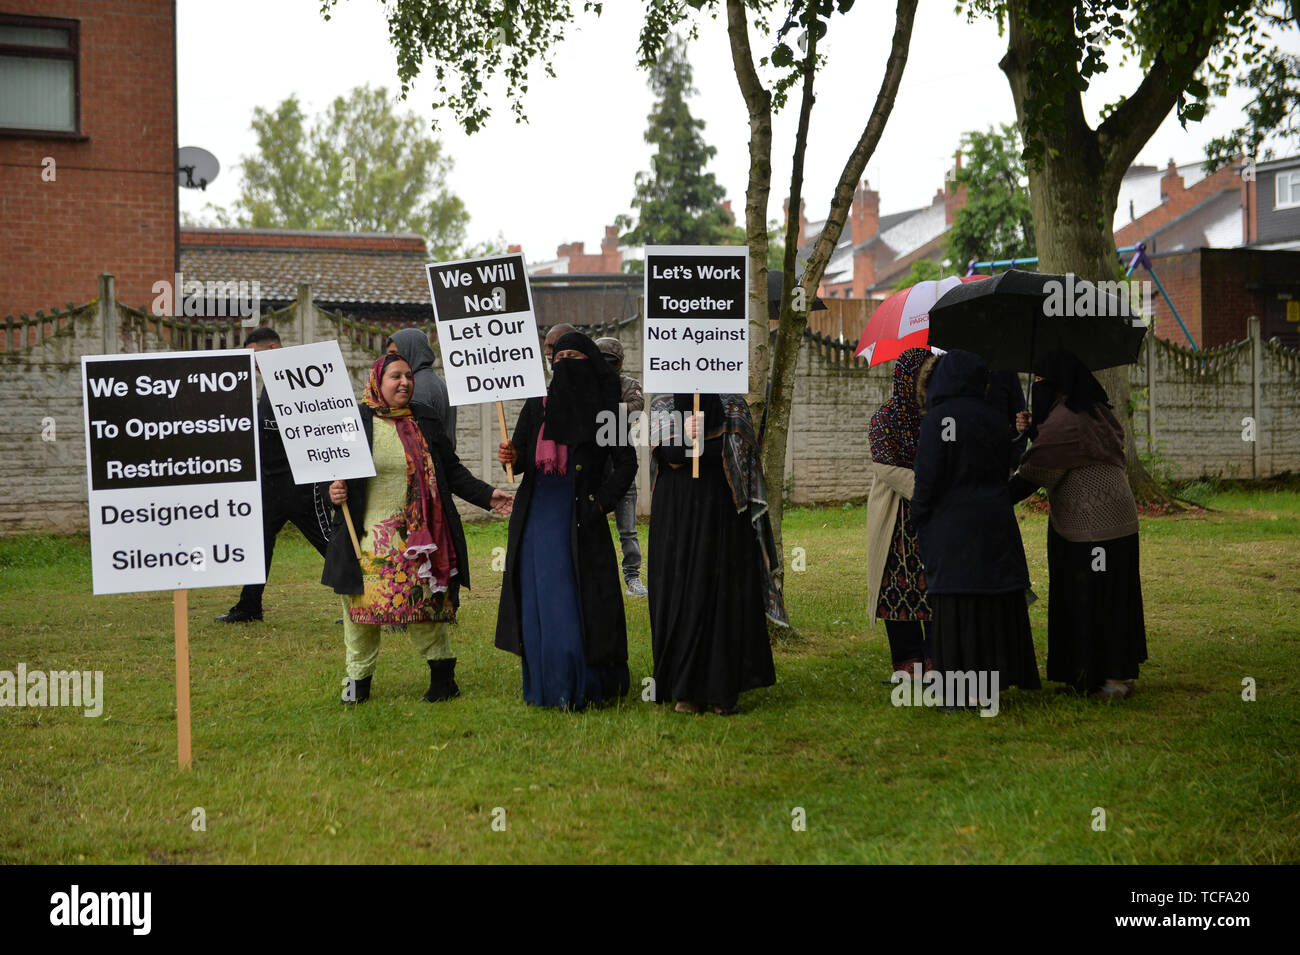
<box><xmin>341</xmin><ymin>501</ymin><xmax>362</xmax><ymax>559</ymax></box>
<box><xmin>692</xmin><ymin>392</ymin><xmax>700</xmax><ymax>479</ymax></box>
<box><xmin>496</xmin><ymin>401</ymin><xmax>515</xmax><ymax>484</ymax></box>
<box><xmin>173</xmin><ymin>589</ymin><xmax>192</xmax><ymax>771</ymax></box>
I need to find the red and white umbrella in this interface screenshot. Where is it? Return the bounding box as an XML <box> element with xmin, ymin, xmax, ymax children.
<box><xmin>854</xmin><ymin>274</ymin><xmax>987</xmax><ymax>366</ymax></box>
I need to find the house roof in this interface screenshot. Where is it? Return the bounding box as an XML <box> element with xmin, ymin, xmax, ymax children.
<box><xmin>1141</xmin><ymin>187</ymin><xmax>1242</xmax><ymax>251</ymax></box>
<box><xmin>179</xmin><ymin>228</ymin><xmax>432</xmax><ymax>305</ymax></box>
<box><xmin>1114</xmin><ymin>160</ymin><xmax>1217</xmax><ymax>233</ymax></box>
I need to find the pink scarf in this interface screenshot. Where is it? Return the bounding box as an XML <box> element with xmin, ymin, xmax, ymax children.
<box><xmin>534</xmin><ymin>396</ymin><xmax>569</xmax><ymax>475</ymax></box>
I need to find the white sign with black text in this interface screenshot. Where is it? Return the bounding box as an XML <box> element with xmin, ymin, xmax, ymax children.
<box><xmin>425</xmin><ymin>252</ymin><xmax>547</xmax><ymax>405</ymax></box>
<box><xmin>81</xmin><ymin>350</ymin><xmax>265</xmax><ymax>595</ymax></box>
<box><xmin>250</xmin><ymin>340</ymin><xmax>375</xmax><ymax>484</ymax></box>
<box><xmin>642</xmin><ymin>244</ymin><xmax>749</xmax><ymax>394</ymax></box>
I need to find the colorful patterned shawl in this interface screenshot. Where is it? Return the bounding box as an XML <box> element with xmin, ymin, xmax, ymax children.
<box><xmin>361</xmin><ymin>354</ymin><xmax>456</xmax><ymax>591</ymax></box>
<box><xmin>869</xmin><ymin>347</ymin><xmax>929</xmax><ymax>467</ymax></box>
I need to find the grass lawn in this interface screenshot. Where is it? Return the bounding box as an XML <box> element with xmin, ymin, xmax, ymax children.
<box><xmin>1</xmin><ymin>492</ymin><xmax>1297</xmax><ymax>864</ymax></box>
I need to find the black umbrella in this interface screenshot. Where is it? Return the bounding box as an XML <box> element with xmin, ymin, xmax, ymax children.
<box><xmin>766</xmin><ymin>269</ymin><xmax>828</xmax><ymax>321</ymax></box>
<box><xmin>928</xmin><ymin>269</ymin><xmax>1147</xmax><ymax>372</ymax></box>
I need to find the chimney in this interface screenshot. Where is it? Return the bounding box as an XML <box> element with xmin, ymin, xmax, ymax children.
<box><xmin>849</xmin><ymin>181</ymin><xmax>880</xmax><ymax>247</ymax></box>
<box><xmin>507</xmin><ymin>243</ymin><xmax>522</xmax><ymax>254</ymax></box>
<box><xmin>1160</xmin><ymin>159</ymin><xmax>1184</xmax><ymax>205</ymax></box>
<box><xmin>601</xmin><ymin>224</ymin><xmax>622</xmax><ymax>273</ymax></box>
<box><xmin>945</xmin><ymin>150</ymin><xmax>968</xmax><ymax>226</ymax></box>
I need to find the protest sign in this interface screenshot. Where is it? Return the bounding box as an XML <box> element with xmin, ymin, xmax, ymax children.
<box><xmin>82</xmin><ymin>348</ymin><xmax>264</xmax><ymax>771</ymax></box>
<box><xmin>426</xmin><ymin>251</ymin><xmax>547</xmax><ymax>482</ymax></box>
<box><xmin>250</xmin><ymin>340</ymin><xmax>374</xmax><ymax>484</ymax></box>
<box><xmin>642</xmin><ymin>245</ymin><xmax>749</xmax><ymax>395</ymax></box>
<box><xmin>81</xmin><ymin>350</ymin><xmax>264</xmax><ymax>596</ymax></box>
<box><xmin>425</xmin><ymin>252</ymin><xmax>547</xmax><ymax>406</ymax></box>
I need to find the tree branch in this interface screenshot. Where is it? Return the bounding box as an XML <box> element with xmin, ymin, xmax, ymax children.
<box><xmin>800</xmin><ymin>0</ymin><xmax>918</xmax><ymax>295</ymax></box>
<box><xmin>726</xmin><ymin>0</ymin><xmax>774</xmax><ymax>402</ymax></box>
<box><xmin>1097</xmin><ymin>22</ymin><xmax>1224</xmax><ymax>188</ymax></box>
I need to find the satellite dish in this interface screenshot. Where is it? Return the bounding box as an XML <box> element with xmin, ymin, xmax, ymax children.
<box><xmin>177</xmin><ymin>146</ymin><xmax>220</xmax><ymax>190</ymax></box>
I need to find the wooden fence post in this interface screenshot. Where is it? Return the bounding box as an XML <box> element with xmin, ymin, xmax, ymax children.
<box><xmin>296</xmin><ymin>282</ymin><xmax>313</xmax><ymax>347</ymax></box>
<box><xmin>1249</xmin><ymin>315</ymin><xmax>1261</xmax><ymax>479</ymax></box>
<box><xmin>98</xmin><ymin>273</ymin><xmax>116</xmax><ymax>355</ymax></box>
<box><xmin>1146</xmin><ymin>334</ymin><xmax>1157</xmax><ymax>455</ymax></box>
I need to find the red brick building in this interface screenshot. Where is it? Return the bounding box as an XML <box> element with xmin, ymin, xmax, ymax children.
<box><xmin>522</xmin><ymin>225</ymin><xmax>624</xmax><ymax>274</ymax></box>
<box><xmin>1114</xmin><ymin>157</ymin><xmax>1300</xmax><ymax>347</ymax></box>
<box><xmin>0</xmin><ymin>2</ymin><xmax>177</xmax><ymax>321</ymax></box>
<box><xmin>798</xmin><ymin>161</ymin><xmax>969</xmax><ymax>301</ymax></box>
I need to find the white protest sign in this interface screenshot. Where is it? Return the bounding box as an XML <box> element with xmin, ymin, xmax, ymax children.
<box><xmin>81</xmin><ymin>350</ymin><xmax>264</xmax><ymax>595</ymax></box>
<box><xmin>425</xmin><ymin>252</ymin><xmax>547</xmax><ymax>406</ymax></box>
<box><xmin>643</xmin><ymin>245</ymin><xmax>749</xmax><ymax>394</ymax></box>
<box><xmin>250</xmin><ymin>340</ymin><xmax>374</xmax><ymax>484</ymax></box>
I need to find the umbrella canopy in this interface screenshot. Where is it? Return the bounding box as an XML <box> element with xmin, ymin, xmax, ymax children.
<box><xmin>852</xmin><ymin>274</ymin><xmax>987</xmax><ymax>365</ymax></box>
<box><xmin>928</xmin><ymin>269</ymin><xmax>1147</xmax><ymax>372</ymax></box>
<box><xmin>766</xmin><ymin>269</ymin><xmax>828</xmax><ymax>321</ymax></box>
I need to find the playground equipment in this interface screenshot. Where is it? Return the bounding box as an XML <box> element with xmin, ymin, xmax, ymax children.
<box><xmin>967</xmin><ymin>241</ymin><xmax>1199</xmax><ymax>350</ymax></box>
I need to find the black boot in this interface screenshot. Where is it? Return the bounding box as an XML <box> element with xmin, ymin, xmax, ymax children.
<box><xmin>341</xmin><ymin>675</ymin><xmax>371</xmax><ymax>704</ymax></box>
<box><xmin>422</xmin><ymin>659</ymin><xmax>460</xmax><ymax>702</ymax></box>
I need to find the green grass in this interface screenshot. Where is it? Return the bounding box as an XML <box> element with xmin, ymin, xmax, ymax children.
<box><xmin>1</xmin><ymin>492</ymin><xmax>1297</xmax><ymax>864</ymax></box>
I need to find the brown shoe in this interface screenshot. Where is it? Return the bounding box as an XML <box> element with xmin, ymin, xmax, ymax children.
<box><xmin>674</xmin><ymin>701</ymin><xmax>700</xmax><ymax>714</ymax></box>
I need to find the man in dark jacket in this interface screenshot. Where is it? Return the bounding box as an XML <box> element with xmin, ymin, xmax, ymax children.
<box><xmin>595</xmin><ymin>335</ymin><xmax>647</xmax><ymax>596</ymax></box>
<box><xmin>216</xmin><ymin>327</ymin><xmax>331</xmax><ymax>623</ymax></box>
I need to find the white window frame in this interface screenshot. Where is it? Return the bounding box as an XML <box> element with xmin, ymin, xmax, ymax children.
<box><xmin>1275</xmin><ymin>169</ymin><xmax>1300</xmax><ymax>211</ymax></box>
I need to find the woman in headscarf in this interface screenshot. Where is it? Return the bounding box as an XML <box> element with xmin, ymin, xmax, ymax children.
<box><xmin>494</xmin><ymin>331</ymin><xmax>637</xmax><ymax>709</ymax></box>
<box><xmin>912</xmin><ymin>350</ymin><xmax>1041</xmax><ymax>706</ymax></box>
<box><xmin>867</xmin><ymin>347</ymin><xmax>932</xmax><ymax>677</ymax></box>
<box><xmin>322</xmin><ymin>353</ymin><xmax>512</xmax><ymax>704</ymax></box>
<box><xmin>1010</xmin><ymin>350</ymin><xmax>1146</xmax><ymax>699</ymax></box>
<box><xmin>647</xmin><ymin>393</ymin><xmax>786</xmax><ymax>715</ymax></box>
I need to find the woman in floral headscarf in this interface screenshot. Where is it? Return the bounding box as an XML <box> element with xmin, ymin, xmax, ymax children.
<box><xmin>866</xmin><ymin>347</ymin><xmax>933</xmax><ymax>677</ymax></box>
<box><xmin>322</xmin><ymin>352</ymin><xmax>512</xmax><ymax>704</ymax></box>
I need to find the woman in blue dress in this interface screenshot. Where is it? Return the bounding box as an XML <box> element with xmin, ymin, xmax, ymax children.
<box><xmin>494</xmin><ymin>332</ymin><xmax>638</xmax><ymax>709</ymax></box>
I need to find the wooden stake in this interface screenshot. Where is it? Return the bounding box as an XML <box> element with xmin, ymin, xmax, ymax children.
<box><xmin>341</xmin><ymin>501</ymin><xmax>362</xmax><ymax>559</ymax></box>
<box><xmin>173</xmin><ymin>589</ymin><xmax>192</xmax><ymax>771</ymax></box>
<box><xmin>496</xmin><ymin>400</ymin><xmax>515</xmax><ymax>484</ymax></box>
<box><xmin>691</xmin><ymin>392</ymin><xmax>700</xmax><ymax>479</ymax></box>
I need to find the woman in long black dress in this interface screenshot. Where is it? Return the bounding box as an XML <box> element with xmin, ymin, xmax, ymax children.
<box><xmin>1010</xmin><ymin>350</ymin><xmax>1146</xmax><ymax>698</ymax></box>
<box><xmin>647</xmin><ymin>393</ymin><xmax>787</xmax><ymax>715</ymax></box>
<box><xmin>494</xmin><ymin>332</ymin><xmax>637</xmax><ymax>709</ymax></box>
<box><xmin>911</xmin><ymin>350</ymin><xmax>1041</xmax><ymax>706</ymax></box>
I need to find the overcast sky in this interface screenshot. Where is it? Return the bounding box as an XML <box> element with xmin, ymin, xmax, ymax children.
<box><xmin>177</xmin><ymin>0</ymin><xmax>1298</xmax><ymax>258</ymax></box>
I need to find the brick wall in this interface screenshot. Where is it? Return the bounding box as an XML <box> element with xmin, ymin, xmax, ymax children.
<box><xmin>0</xmin><ymin>0</ymin><xmax>177</xmax><ymax>321</ymax></box>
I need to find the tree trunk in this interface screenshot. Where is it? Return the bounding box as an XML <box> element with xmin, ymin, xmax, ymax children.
<box><xmin>725</xmin><ymin>0</ymin><xmax>773</xmax><ymax>416</ymax></box>
<box><xmin>760</xmin><ymin>0</ymin><xmax>919</xmax><ymax>542</ymax></box>
<box><xmin>1000</xmin><ymin>5</ymin><xmax>1185</xmax><ymax>505</ymax></box>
